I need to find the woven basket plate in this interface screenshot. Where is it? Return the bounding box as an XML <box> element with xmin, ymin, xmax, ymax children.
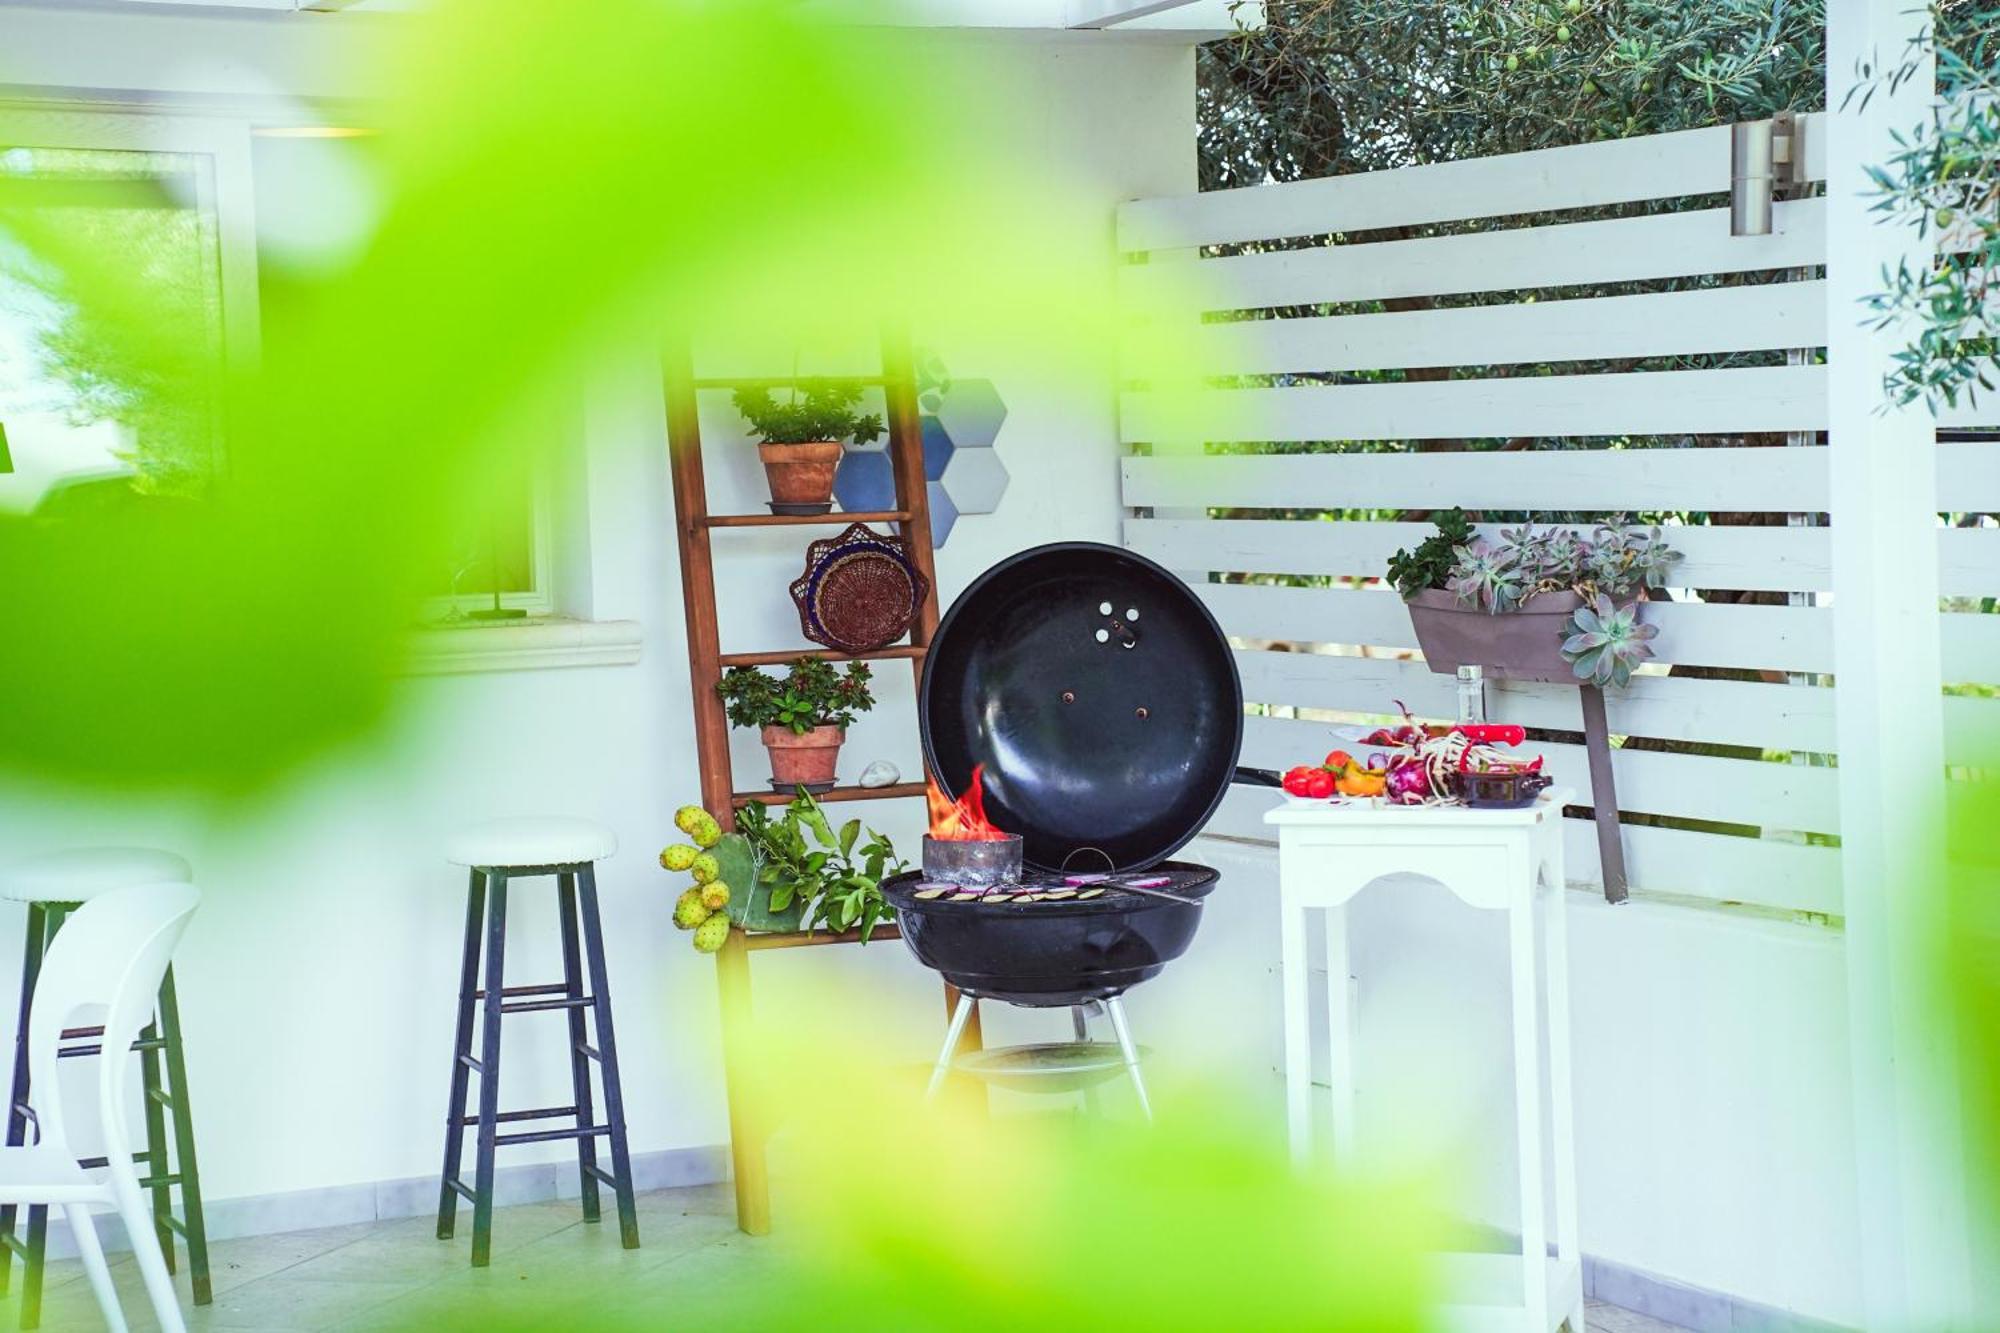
<box><xmin>789</xmin><ymin>521</ymin><xmax>929</xmax><ymax>653</ymax></box>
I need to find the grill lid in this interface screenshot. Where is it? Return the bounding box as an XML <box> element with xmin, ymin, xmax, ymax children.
<box><xmin>919</xmin><ymin>542</ymin><xmax>1244</xmax><ymax>872</ymax></box>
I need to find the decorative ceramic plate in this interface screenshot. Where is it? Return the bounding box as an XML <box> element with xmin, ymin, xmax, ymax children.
<box><xmin>789</xmin><ymin>522</ymin><xmax>930</xmax><ymax>653</ymax></box>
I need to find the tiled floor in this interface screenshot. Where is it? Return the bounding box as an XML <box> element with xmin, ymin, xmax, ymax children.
<box><xmin>14</xmin><ymin>1185</ymin><xmax>1687</xmax><ymax>1331</ymax></box>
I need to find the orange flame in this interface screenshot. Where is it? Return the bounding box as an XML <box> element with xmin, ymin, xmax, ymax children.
<box><xmin>926</xmin><ymin>763</ymin><xmax>1009</xmax><ymax>841</ymax></box>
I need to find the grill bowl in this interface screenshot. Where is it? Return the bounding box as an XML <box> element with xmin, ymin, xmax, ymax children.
<box><xmin>883</xmin><ymin>862</ymin><xmax>1217</xmax><ymax>1007</ymax></box>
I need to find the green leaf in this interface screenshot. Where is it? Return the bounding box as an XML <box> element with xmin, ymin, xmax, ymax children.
<box><xmin>839</xmin><ymin>818</ymin><xmax>860</xmax><ymax>856</ymax></box>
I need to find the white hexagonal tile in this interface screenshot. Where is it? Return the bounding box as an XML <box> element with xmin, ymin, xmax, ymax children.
<box><xmin>940</xmin><ymin>445</ymin><xmax>1010</xmax><ymax>516</ymax></box>
<box><xmin>932</xmin><ymin>377</ymin><xmax>1006</xmax><ymax>451</ymax></box>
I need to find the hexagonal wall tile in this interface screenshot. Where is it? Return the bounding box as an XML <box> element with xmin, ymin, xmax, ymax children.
<box><xmin>940</xmin><ymin>445</ymin><xmax>1009</xmax><ymax>517</ymax></box>
<box><xmin>831</xmin><ymin>448</ymin><xmax>895</xmax><ymax>514</ymax></box>
<box><xmin>927</xmin><ymin>480</ymin><xmax>959</xmax><ymax>548</ymax></box>
<box><xmin>921</xmin><ymin>415</ymin><xmax>955</xmax><ymax>481</ymax></box>
<box><xmin>933</xmin><ymin>377</ymin><xmax>1006</xmax><ymax>452</ymax></box>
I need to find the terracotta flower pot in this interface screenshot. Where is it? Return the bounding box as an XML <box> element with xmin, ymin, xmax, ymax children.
<box><xmin>1405</xmin><ymin>588</ymin><xmax>1590</xmax><ymax>685</ymax></box>
<box><xmin>757</xmin><ymin>441</ymin><xmax>843</xmax><ymax>514</ymax></box>
<box><xmin>761</xmin><ymin>724</ymin><xmax>844</xmax><ymax>787</ymax></box>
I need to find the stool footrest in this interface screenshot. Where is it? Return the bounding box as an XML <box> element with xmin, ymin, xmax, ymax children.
<box><xmin>162</xmin><ymin>1213</ymin><xmax>190</xmax><ymax>1238</ymax></box>
<box><xmin>495</xmin><ymin>1124</ymin><xmax>611</xmax><ymax>1148</ymax></box>
<box><xmin>500</xmin><ymin>996</ymin><xmax>594</xmax><ymax>1014</ymax></box>
<box><xmin>56</xmin><ymin>1037</ymin><xmax>168</xmax><ymax>1060</ymax></box>
<box><xmin>473</xmin><ymin>983</ymin><xmax>570</xmax><ymax>1002</ymax></box>
<box><xmin>445</xmin><ymin>1178</ymin><xmax>477</xmax><ymax>1203</ymax></box>
<box><xmin>458</xmin><ymin>1054</ymin><xmax>484</xmax><ymax>1073</ymax></box>
<box><xmin>73</xmin><ymin>1152</ymin><xmax>152</xmax><ymax>1170</ymax></box>
<box><xmin>582</xmin><ymin>1163</ymin><xmax>620</xmax><ymax>1188</ymax></box>
<box><xmin>456</xmin><ymin>1105</ymin><xmax>581</xmax><ymax>1128</ymax></box>
<box><xmin>575</xmin><ymin>1042</ymin><xmax>602</xmax><ymax>1063</ymax></box>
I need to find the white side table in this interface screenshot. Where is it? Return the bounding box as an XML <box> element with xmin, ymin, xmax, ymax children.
<box><xmin>1266</xmin><ymin>792</ymin><xmax>1582</xmax><ymax>1333</ymax></box>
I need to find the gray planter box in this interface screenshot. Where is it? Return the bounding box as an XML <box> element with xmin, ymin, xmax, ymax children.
<box><xmin>1405</xmin><ymin>588</ymin><xmax>1584</xmax><ymax>684</ymax></box>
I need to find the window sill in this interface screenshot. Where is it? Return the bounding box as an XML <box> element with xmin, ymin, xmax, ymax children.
<box><xmin>405</xmin><ymin>617</ymin><xmax>643</xmax><ymax>676</ymax></box>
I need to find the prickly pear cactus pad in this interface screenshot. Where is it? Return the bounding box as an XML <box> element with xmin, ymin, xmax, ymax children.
<box><xmin>713</xmin><ymin>832</ymin><xmax>805</xmax><ymax>934</ymax></box>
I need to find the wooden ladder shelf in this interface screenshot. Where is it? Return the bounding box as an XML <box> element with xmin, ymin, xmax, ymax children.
<box><xmin>660</xmin><ymin>326</ymin><xmax>981</xmax><ymax>1236</ymax></box>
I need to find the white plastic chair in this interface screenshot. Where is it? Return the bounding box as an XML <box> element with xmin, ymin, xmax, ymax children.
<box><xmin>0</xmin><ymin>882</ymin><xmax>199</xmax><ymax>1333</ymax></box>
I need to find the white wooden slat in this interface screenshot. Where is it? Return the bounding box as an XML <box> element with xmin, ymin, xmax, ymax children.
<box><xmin>1198</xmin><ymin>785</ymin><xmax>1842</xmax><ymax>914</ymax></box>
<box><xmin>1118</xmin><ymin>200</ymin><xmax>1826</xmax><ymax>315</ymax></box>
<box><xmin>1119</xmin><ymin>366</ymin><xmax>1828</xmax><ymax>447</ymax></box>
<box><xmin>1124</xmin><ymin>434</ymin><xmax>1828</xmax><ymax>510</ymax></box>
<box><xmin>1944</xmin><ymin>613</ymin><xmax>2000</xmax><ymax>684</ymax></box>
<box><xmin>1131</xmin><ymin>518</ymin><xmax>2000</xmax><ymax>597</ymax></box>
<box><xmin>1118</xmin><ymin>114</ymin><xmax>1829</xmax><ymax>252</ymax></box>
<box><xmin>1130</xmin><ymin>283</ymin><xmax>1829</xmax><ymax>377</ymax></box>
<box><xmin>1207</xmin><ymin>581</ymin><xmax>2000</xmax><ymax>681</ymax></box>
<box><xmin>1126</xmin><ymin>517</ymin><xmax>1832</xmax><ymax>593</ymax></box>
<box><xmin>1938</xmin><ymin>440</ymin><xmax>2000</xmax><ymax>505</ymax></box>
<box><xmin>1241</xmin><ymin>714</ymin><xmax>1842</xmax><ymax>832</ymax></box>
<box><xmin>1234</xmin><ymin>646</ymin><xmax>1999</xmax><ymax>762</ymax></box>
<box><xmin>1201</xmin><ymin>583</ymin><xmax>1837</xmax><ymax>675</ymax></box>
<box><xmin>1235</xmin><ymin>648</ymin><xmax>1835</xmax><ymax>753</ymax></box>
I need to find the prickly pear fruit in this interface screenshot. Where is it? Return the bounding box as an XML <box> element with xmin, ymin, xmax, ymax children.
<box><xmin>673</xmin><ymin>888</ymin><xmax>710</xmax><ymax>930</ymax></box>
<box><xmin>693</xmin><ymin>912</ymin><xmax>731</xmax><ymax>954</ymax></box>
<box><xmin>675</xmin><ymin>805</ymin><xmax>722</xmax><ymax>848</ymax></box>
<box><xmin>690</xmin><ymin>852</ymin><xmax>720</xmax><ymax>885</ymax></box>
<box><xmin>659</xmin><ymin>844</ymin><xmax>699</xmax><ymax>872</ymax></box>
<box><xmin>701</xmin><ymin>881</ymin><xmax>731</xmax><ymax>912</ymax></box>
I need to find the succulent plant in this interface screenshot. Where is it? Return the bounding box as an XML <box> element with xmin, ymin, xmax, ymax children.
<box><xmin>1585</xmin><ymin>518</ymin><xmax>1683</xmax><ymax>598</ymax></box>
<box><xmin>1446</xmin><ymin>540</ymin><xmax>1524</xmax><ymax>614</ymax></box>
<box><xmin>1561</xmin><ymin>593</ymin><xmax>1659</xmax><ymax>688</ymax></box>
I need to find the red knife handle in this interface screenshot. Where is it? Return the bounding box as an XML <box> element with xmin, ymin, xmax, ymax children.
<box><xmin>1458</xmin><ymin>724</ymin><xmax>1525</xmax><ymax>746</ymax></box>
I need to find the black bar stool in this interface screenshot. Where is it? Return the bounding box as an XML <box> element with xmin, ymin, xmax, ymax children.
<box><xmin>0</xmin><ymin>847</ymin><xmax>211</xmax><ymax>1329</ymax></box>
<box><xmin>438</xmin><ymin>817</ymin><xmax>639</xmax><ymax>1266</ymax></box>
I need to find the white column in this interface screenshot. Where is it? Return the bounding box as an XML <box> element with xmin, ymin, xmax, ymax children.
<box><xmin>1824</xmin><ymin>1</ymin><xmax>1968</xmax><ymax>1327</ymax></box>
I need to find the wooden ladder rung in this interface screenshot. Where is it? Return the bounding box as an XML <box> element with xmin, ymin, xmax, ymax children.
<box><xmin>740</xmin><ymin>922</ymin><xmax>905</xmax><ymax>952</ymax></box>
<box><xmin>730</xmin><ymin>782</ymin><xmax>926</xmax><ymax>807</ymax></box>
<box><xmin>690</xmin><ymin>374</ymin><xmax>894</xmax><ymax>390</ymax></box>
<box><xmin>717</xmin><ymin>645</ymin><xmax>925</xmax><ymax>669</ymax></box>
<box><xmin>703</xmin><ymin>510</ymin><xmax>910</xmax><ymax>529</ymax></box>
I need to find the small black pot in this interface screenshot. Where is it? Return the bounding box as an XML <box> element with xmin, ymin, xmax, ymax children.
<box><xmin>882</xmin><ymin>863</ymin><xmax>1218</xmax><ymax>1007</ymax></box>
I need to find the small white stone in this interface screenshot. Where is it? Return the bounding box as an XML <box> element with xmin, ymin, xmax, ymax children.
<box><xmin>857</xmin><ymin>760</ymin><xmax>901</xmax><ymax>788</ymax></box>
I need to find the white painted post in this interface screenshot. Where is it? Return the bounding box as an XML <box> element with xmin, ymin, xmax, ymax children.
<box><xmin>1824</xmin><ymin>0</ymin><xmax>1969</xmax><ymax>1326</ymax></box>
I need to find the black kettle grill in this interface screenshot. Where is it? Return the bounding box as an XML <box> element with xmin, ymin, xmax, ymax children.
<box><xmin>883</xmin><ymin>541</ymin><xmax>1280</xmax><ymax>1007</ymax></box>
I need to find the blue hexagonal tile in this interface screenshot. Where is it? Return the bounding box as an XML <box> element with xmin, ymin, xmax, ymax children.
<box><xmin>933</xmin><ymin>377</ymin><xmax>1006</xmax><ymax>452</ymax></box>
<box><xmin>920</xmin><ymin>415</ymin><xmax>955</xmax><ymax>481</ymax></box>
<box><xmin>927</xmin><ymin>479</ymin><xmax>959</xmax><ymax>548</ymax></box>
<box><xmin>832</xmin><ymin>447</ymin><xmax>896</xmax><ymax>514</ymax></box>
<box><xmin>940</xmin><ymin>445</ymin><xmax>1009</xmax><ymax>517</ymax></box>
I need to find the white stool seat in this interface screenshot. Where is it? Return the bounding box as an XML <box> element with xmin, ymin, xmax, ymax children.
<box><xmin>445</xmin><ymin>817</ymin><xmax>617</xmax><ymax>869</ymax></box>
<box><xmin>0</xmin><ymin>848</ymin><xmax>193</xmax><ymax>905</ymax></box>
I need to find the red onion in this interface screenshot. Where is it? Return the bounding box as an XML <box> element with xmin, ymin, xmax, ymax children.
<box><xmin>1385</xmin><ymin>757</ymin><xmax>1431</xmax><ymax>804</ymax></box>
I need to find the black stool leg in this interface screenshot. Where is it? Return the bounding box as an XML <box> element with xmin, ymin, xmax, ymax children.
<box><xmin>470</xmin><ymin>872</ymin><xmax>509</xmax><ymax>1268</ymax></box>
<box><xmin>157</xmin><ymin>968</ymin><xmax>211</xmax><ymax>1304</ymax></box>
<box><xmin>556</xmin><ymin>871</ymin><xmax>601</xmax><ymax>1223</ymax></box>
<box><xmin>0</xmin><ymin>904</ymin><xmax>47</xmax><ymax>1299</ymax></box>
<box><xmin>437</xmin><ymin>869</ymin><xmax>486</xmax><ymax>1240</ymax></box>
<box><xmin>576</xmin><ymin>866</ymin><xmax>639</xmax><ymax>1249</ymax></box>
<box><xmin>138</xmin><ymin>1013</ymin><xmax>174</xmax><ymax>1273</ymax></box>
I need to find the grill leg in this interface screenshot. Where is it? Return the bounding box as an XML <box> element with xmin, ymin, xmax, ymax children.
<box><xmin>0</xmin><ymin>903</ymin><xmax>47</xmax><ymax>1300</ymax></box>
<box><xmin>157</xmin><ymin>967</ymin><xmax>211</xmax><ymax>1304</ymax></box>
<box><xmin>1071</xmin><ymin>1006</ymin><xmax>1104</xmax><ymax>1118</ymax></box>
<box><xmin>556</xmin><ymin>871</ymin><xmax>601</xmax><ymax>1224</ymax></box>
<box><xmin>925</xmin><ymin>995</ymin><xmax>975</xmax><ymax>1102</ymax></box>
<box><xmin>1104</xmin><ymin>996</ymin><xmax>1151</xmax><ymax>1123</ymax></box>
<box><xmin>436</xmin><ymin>869</ymin><xmax>485</xmax><ymax>1241</ymax></box>
<box><xmin>470</xmin><ymin>871</ymin><xmax>508</xmax><ymax>1268</ymax></box>
<box><xmin>19</xmin><ymin>905</ymin><xmax>68</xmax><ymax>1330</ymax></box>
<box><xmin>576</xmin><ymin>866</ymin><xmax>639</xmax><ymax>1249</ymax></box>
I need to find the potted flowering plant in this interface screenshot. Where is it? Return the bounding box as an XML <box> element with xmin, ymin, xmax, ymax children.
<box><xmin>716</xmin><ymin>657</ymin><xmax>875</xmax><ymax>789</ymax></box>
<box><xmin>1388</xmin><ymin>510</ymin><xmax>1682</xmax><ymax>686</ymax></box>
<box><xmin>731</xmin><ymin>380</ymin><xmax>883</xmax><ymax>515</ymax></box>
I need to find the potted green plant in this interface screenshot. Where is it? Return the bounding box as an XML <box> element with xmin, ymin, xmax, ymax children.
<box><xmin>716</xmin><ymin>657</ymin><xmax>875</xmax><ymax>789</ymax></box>
<box><xmin>1388</xmin><ymin>510</ymin><xmax>1682</xmax><ymax>686</ymax></box>
<box><xmin>731</xmin><ymin>380</ymin><xmax>884</xmax><ymax>515</ymax></box>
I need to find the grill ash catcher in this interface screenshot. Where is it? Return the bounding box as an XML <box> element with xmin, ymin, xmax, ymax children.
<box><xmin>890</xmin><ymin>541</ymin><xmax>1283</xmax><ymax>1118</ymax></box>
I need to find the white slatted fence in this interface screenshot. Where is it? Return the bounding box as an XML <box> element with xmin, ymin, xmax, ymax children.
<box><xmin>1116</xmin><ymin>112</ymin><xmax>2000</xmax><ymax>916</ymax></box>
